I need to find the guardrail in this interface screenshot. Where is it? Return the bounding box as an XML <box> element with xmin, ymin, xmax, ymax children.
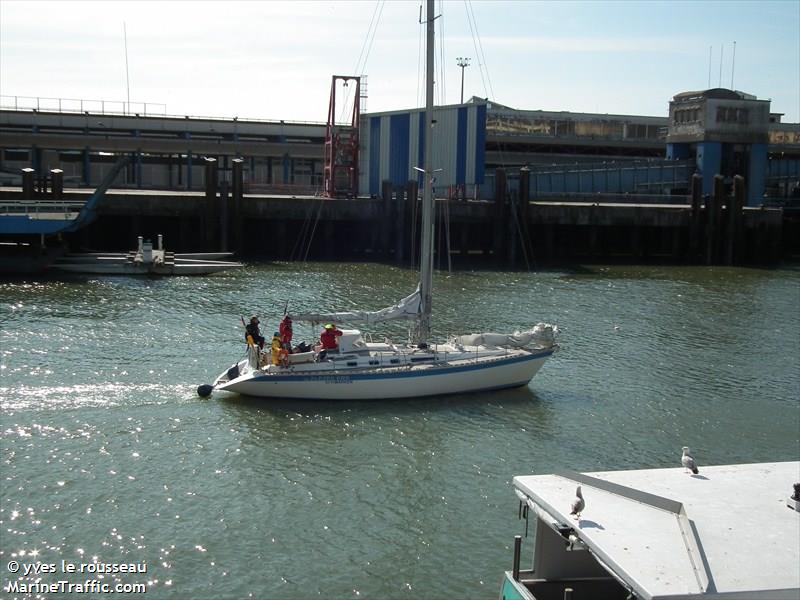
<box><xmin>0</xmin><ymin>95</ymin><xmax>167</xmax><ymax>117</ymax></box>
<box><xmin>0</xmin><ymin>95</ymin><xmax>326</xmax><ymax>126</ymax></box>
<box><xmin>0</xmin><ymin>199</ymin><xmax>87</xmax><ymax>215</ymax></box>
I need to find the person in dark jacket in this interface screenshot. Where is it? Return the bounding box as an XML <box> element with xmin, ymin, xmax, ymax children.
<box><xmin>245</xmin><ymin>316</ymin><xmax>265</xmax><ymax>350</ymax></box>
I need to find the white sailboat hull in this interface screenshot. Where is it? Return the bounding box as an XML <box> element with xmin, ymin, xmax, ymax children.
<box><xmin>201</xmin><ymin>3</ymin><xmax>560</xmax><ymax>404</ymax></box>
<box><xmin>215</xmin><ymin>348</ymin><xmax>553</xmax><ymax>400</ymax></box>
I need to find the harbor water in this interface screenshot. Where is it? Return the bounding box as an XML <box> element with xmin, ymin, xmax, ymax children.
<box><xmin>1</xmin><ymin>262</ymin><xmax>798</xmax><ymax>598</ymax></box>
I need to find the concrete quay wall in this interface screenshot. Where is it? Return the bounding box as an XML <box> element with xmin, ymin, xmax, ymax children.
<box><xmin>1</xmin><ymin>178</ymin><xmax>785</xmax><ymax>265</ymax></box>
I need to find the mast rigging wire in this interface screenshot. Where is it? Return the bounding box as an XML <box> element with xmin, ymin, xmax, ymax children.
<box><xmin>437</xmin><ymin>0</ymin><xmax>447</xmax><ymax>106</ymax></box>
<box><xmin>463</xmin><ymin>0</ymin><xmax>489</xmax><ymax>101</ymax></box>
<box><xmin>340</xmin><ymin>0</ymin><xmax>384</xmax><ymax>122</ymax></box>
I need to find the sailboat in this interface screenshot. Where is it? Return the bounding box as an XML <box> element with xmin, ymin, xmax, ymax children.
<box><xmin>199</xmin><ymin>0</ymin><xmax>558</xmax><ymax>400</ymax></box>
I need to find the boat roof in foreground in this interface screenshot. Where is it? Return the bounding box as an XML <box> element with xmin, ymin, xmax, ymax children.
<box><xmin>514</xmin><ymin>461</ymin><xmax>800</xmax><ymax>599</ymax></box>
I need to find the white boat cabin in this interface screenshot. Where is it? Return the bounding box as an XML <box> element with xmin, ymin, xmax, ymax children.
<box><xmin>501</xmin><ymin>462</ymin><xmax>800</xmax><ymax>600</ymax></box>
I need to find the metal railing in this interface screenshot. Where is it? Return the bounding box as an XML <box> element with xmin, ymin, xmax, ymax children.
<box><xmin>0</xmin><ymin>95</ymin><xmax>326</xmax><ymax>125</ymax></box>
<box><xmin>0</xmin><ymin>199</ymin><xmax>87</xmax><ymax>216</ymax></box>
<box><xmin>0</xmin><ymin>95</ymin><xmax>167</xmax><ymax>117</ymax></box>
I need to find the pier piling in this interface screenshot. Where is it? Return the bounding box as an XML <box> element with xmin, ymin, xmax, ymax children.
<box><xmin>231</xmin><ymin>158</ymin><xmax>244</xmax><ymax>253</ymax></box>
<box><xmin>219</xmin><ymin>180</ymin><xmax>229</xmax><ymax>252</ymax></box>
<box><xmin>726</xmin><ymin>175</ymin><xmax>745</xmax><ymax>265</ymax></box>
<box><xmin>705</xmin><ymin>175</ymin><xmax>725</xmax><ymax>265</ymax></box>
<box><xmin>493</xmin><ymin>168</ymin><xmax>507</xmax><ymax>266</ymax></box>
<box><xmin>50</xmin><ymin>169</ymin><xmax>63</xmax><ymax>200</ymax></box>
<box><xmin>381</xmin><ymin>180</ymin><xmax>392</xmax><ymax>259</ymax></box>
<box><xmin>203</xmin><ymin>157</ymin><xmax>218</xmax><ymax>248</ymax></box>
<box><xmin>21</xmin><ymin>167</ymin><xmax>35</xmax><ymax>199</ymax></box>
<box><xmin>407</xmin><ymin>180</ymin><xmax>419</xmax><ymax>267</ymax></box>
<box><xmin>394</xmin><ymin>185</ymin><xmax>407</xmax><ymax>264</ymax></box>
<box><xmin>689</xmin><ymin>174</ymin><xmax>703</xmax><ymax>262</ymax></box>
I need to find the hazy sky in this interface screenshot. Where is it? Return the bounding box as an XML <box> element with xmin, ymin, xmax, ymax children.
<box><xmin>1</xmin><ymin>0</ymin><xmax>798</xmax><ymax>123</ymax></box>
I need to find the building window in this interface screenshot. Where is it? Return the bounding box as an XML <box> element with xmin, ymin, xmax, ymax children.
<box><xmin>716</xmin><ymin>106</ymin><xmax>749</xmax><ymax>124</ymax></box>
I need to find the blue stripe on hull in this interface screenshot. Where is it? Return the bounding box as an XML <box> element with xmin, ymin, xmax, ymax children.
<box><xmin>247</xmin><ymin>349</ymin><xmax>553</xmax><ymax>384</ymax></box>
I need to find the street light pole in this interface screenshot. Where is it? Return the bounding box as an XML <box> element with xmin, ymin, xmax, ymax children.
<box><xmin>456</xmin><ymin>57</ymin><xmax>471</xmax><ymax>104</ymax></box>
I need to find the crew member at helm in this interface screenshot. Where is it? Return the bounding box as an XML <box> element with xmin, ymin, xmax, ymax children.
<box><xmin>320</xmin><ymin>323</ymin><xmax>342</xmax><ymax>351</ymax></box>
<box><xmin>246</xmin><ymin>316</ymin><xmax>265</xmax><ymax>350</ymax></box>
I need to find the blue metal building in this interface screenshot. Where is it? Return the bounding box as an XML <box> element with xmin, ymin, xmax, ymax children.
<box><xmin>359</xmin><ymin>102</ymin><xmax>487</xmax><ymax>196</ymax></box>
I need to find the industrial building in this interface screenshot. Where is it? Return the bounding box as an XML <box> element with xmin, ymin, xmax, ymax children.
<box><xmin>2</xmin><ymin>87</ymin><xmax>798</xmax><ymax>206</ymax></box>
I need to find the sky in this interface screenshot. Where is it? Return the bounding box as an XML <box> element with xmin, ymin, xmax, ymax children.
<box><xmin>1</xmin><ymin>0</ymin><xmax>798</xmax><ymax>123</ymax></box>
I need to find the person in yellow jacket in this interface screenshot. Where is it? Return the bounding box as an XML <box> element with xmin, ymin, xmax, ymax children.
<box><xmin>271</xmin><ymin>332</ymin><xmax>288</xmax><ymax>366</ymax></box>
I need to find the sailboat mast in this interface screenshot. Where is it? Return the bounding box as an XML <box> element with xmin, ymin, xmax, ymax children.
<box><xmin>418</xmin><ymin>0</ymin><xmax>435</xmax><ymax>343</ymax></box>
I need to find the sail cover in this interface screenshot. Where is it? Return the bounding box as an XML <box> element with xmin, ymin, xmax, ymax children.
<box><xmin>454</xmin><ymin>323</ymin><xmax>558</xmax><ymax>349</ymax></box>
<box><xmin>290</xmin><ymin>285</ymin><xmax>421</xmax><ymax>326</ymax></box>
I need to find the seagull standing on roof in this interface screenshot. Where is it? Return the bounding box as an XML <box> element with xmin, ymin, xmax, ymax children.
<box><xmin>570</xmin><ymin>485</ymin><xmax>585</xmax><ymax>520</ymax></box>
<box><xmin>681</xmin><ymin>446</ymin><xmax>699</xmax><ymax>474</ymax></box>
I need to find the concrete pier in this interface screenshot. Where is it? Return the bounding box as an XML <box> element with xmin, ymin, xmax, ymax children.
<box><xmin>0</xmin><ymin>175</ymin><xmax>789</xmax><ymax>266</ymax></box>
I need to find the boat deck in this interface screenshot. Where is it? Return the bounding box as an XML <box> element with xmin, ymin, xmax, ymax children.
<box><xmin>514</xmin><ymin>461</ymin><xmax>800</xmax><ymax>599</ymax></box>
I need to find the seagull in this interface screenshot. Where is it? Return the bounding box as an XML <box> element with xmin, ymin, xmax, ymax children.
<box><xmin>570</xmin><ymin>485</ymin><xmax>585</xmax><ymax>520</ymax></box>
<box><xmin>681</xmin><ymin>446</ymin><xmax>699</xmax><ymax>474</ymax></box>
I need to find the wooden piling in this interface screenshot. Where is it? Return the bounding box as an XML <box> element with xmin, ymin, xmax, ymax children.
<box><xmin>507</xmin><ymin>192</ymin><xmax>519</xmax><ymax>267</ymax></box>
<box><xmin>219</xmin><ymin>180</ymin><xmax>229</xmax><ymax>252</ymax></box>
<box><xmin>21</xmin><ymin>167</ymin><xmax>35</xmax><ymax>199</ymax></box>
<box><xmin>587</xmin><ymin>200</ymin><xmax>599</xmax><ymax>259</ymax></box>
<box><xmin>705</xmin><ymin>175</ymin><xmax>725</xmax><ymax>265</ymax></box>
<box><xmin>231</xmin><ymin>158</ymin><xmax>244</xmax><ymax>254</ymax></box>
<box><xmin>203</xmin><ymin>157</ymin><xmax>218</xmax><ymax>248</ymax></box>
<box><xmin>381</xmin><ymin>180</ymin><xmax>392</xmax><ymax>259</ymax></box>
<box><xmin>407</xmin><ymin>180</ymin><xmax>419</xmax><ymax>267</ymax></box>
<box><xmin>726</xmin><ymin>175</ymin><xmax>745</xmax><ymax>265</ymax></box>
<box><xmin>493</xmin><ymin>168</ymin><xmax>507</xmax><ymax>265</ymax></box>
<box><xmin>689</xmin><ymin>174</ymin><xmax>702</xmax><ymax>262</ymax></box>
<box><xmin>50</xmin><ymin>169</ymin><xmax>63</xmax><ymax>200</ymax></box>
<box><xmin>518</xmin><ymin>167</ymin><xmax>534</xmax><ymax>267</ymax></box>
<box><xmin>394</xmin><ymin>186</ymin><xmax>406</xmax><ymax>264</ymax></box>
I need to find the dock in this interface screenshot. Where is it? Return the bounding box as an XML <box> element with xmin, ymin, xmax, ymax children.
<box><xmin>0</xmin><ymin>169</ymin><xmax>790</xmax><ymax>266</ymax></box>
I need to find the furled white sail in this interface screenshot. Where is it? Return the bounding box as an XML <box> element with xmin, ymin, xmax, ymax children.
<box><xmin>291</xmin><ymin>285</ymin><xmax>421</xmax><ymax>325</ymax></box>
<box><xmin>454</xmin><ymin>323</ymin><xmax>558</xmax><ymax>349</ymax></box>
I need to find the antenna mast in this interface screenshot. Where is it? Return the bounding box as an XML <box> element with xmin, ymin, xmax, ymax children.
<box><xmin>418</xmin><ymin>0</ymin><xmax>435</xmax><ymax>343</ymax></box>
<box><xmin>730</xmin><ymin>41</ymin><xmax>737</xmax><ymax>89</ymax></box>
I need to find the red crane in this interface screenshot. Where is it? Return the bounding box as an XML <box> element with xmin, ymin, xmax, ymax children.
<box><xmin>324</xmin><ymin>75</ymin><xmax>361</xmax><ymax>198</ymax></box>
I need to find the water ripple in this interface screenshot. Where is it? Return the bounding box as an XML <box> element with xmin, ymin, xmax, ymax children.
<box><xmin>1</xmin><ymin>263</ymin><xmax>798</xmax><ymax>598</ymax></box>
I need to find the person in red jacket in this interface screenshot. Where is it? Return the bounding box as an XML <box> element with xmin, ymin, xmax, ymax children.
<box><xmin>320</xmin><ymin>323</ymin><xmax>342</xmax><ymax>351</ymax></box>
<box><xmin>279</xmin><ymin>315</ymin><xmax>293</xmax><ymax>352</ymax></box>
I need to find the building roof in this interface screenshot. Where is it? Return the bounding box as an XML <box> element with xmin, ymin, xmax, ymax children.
<box><xmin>514</xmin><ymin>461</ymin><xmax>800</xmax><ymax>599</ymax></box>
<box><xmin>672</xmin><ymin>88</ymin><xmax>758</xmax><ymax>102</ymax></box>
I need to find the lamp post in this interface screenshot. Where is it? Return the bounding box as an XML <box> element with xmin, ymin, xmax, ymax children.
<box><xmin>456</xmin><ymin>57</ymin><xmax>471</xmax><ymax>104</ymax></box>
